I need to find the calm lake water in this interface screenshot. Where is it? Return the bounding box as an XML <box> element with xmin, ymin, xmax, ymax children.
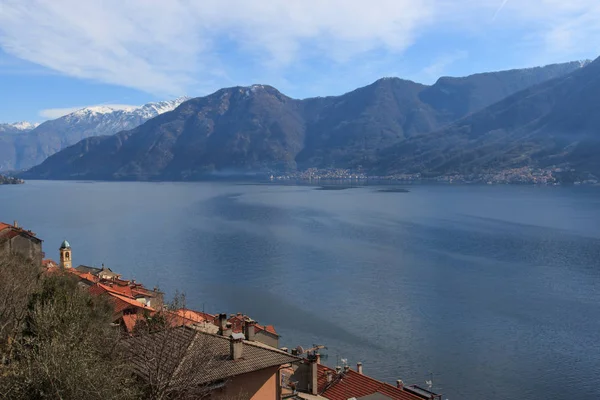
<box><xmin>1</xmin><ymin>181</ymin><xmax>599</xmax><ymax>400</ymax></box>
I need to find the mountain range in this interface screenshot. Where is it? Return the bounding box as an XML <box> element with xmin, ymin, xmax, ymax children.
<box><xmin>0</xmin><ymin>122</ymin><xmax>40</xmax><ymax>135</ymax></box>
<box><xmin>0</xmin><ymin>98</ymin><xmax>188</xmax><ymax>171</ymax></box>
<box><xmin>18</xmin><ymin>59</ymin><xmax>600</xmax><ymax>181</ymax></box>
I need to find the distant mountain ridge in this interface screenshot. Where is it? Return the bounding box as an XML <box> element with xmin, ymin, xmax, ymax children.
<box><xmin>0</xmin><ymin>97</ymin><xmax>189</xmax><ymax>171</ymax></box>
<box><xmin>21</xmin><ymin>60</ymin><xmax>596</xmax><ymax>181</ymax></box>
<box><xmin>375</xmin><ymin>57</ymin><xmax>600</xmax><ymax>178</ymax></box>
<box><xmin>0</xmin><ymin>121</ymin><xmax>39</xmax><ymax>134</ymax></box>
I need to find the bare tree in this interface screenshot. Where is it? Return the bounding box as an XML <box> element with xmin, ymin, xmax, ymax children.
<box><xmin>126</xmin><ymin>292</ymin><xmax>236</xmax><ymax>400</ymax></box>
<box><xmin>0</xmin><ymin>268</ymin><xmax>139</xmax><ymax>400</ymax></box>
<box><xmin>0</xmin><ymin>254</ymin><xmax>40</xmax><ymax>363</ymax></box>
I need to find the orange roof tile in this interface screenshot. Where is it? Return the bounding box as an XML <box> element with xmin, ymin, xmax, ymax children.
<box><xmin>88</xmin><ymin>284</ymin><xmax>154</xmax><ymax>316</ymax></box>
<box><xmin>107</xmin><ymin>291</ymin><xmax>155</xmax><ymax>312</ymax></box>
<box><xmin>175</xmin><ymin>309</ymin><xmax>214</xmax><ymax>323</ymax></box>
<box><xmin>0</xmin><ymin>222</ymin><xmax>10</xmax><ymax>231</ymax></box>
<box><xmin>122</xmin><ymin>314</ymin><xmax>142</xmax><ymax>333</ymax></box>
<box><xmin>316</xmin><ymin>364</ymin><xmax>424</xmax><ymax>400</ymax></box>
<box><xmin>98</xmin><ymin>282</ymin><xmax>134</xmax><ymax>298</ymax></box>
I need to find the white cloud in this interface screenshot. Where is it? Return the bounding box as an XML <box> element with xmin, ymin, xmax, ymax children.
<box><xmin>0</xmin><ymin>0</ymin><xmax>599</xmax><ymax>97</ymax></box>
<box><xmin>39</xmin><ymin>104</ymin><xmax>140</xmax><ymax>119</ymax></box>
<box><xmin>0</xmin><ymin>0</ymin><xmax>434</xmax><ymax>95</ymax></box>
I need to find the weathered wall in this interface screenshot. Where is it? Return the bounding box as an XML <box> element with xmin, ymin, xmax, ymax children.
<box><xmin>256</xmin><ymin>331</ymin><xmax>279</xmax><ymax>348</ymax></box>
<box><xmin>0</xmin><ymin>233</ymin><xmax>42</xmax><ymax>265</ymax></box>
<box><xmin>211</xmin><ymin>366</ymin><xmax>279</xmax><ymax>400</ymax></box>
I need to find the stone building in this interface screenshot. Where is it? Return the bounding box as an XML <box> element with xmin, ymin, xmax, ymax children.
<box><xmin>0</xmin><ymin>221</ymin><xmax>43</xmax><ymax>265</ymax></box>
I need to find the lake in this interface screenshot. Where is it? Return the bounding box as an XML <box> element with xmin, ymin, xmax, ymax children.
<box><xmin>1</xmin><ymin>181</ymin><xmax>599</xmax><ymax>400</ymax></box>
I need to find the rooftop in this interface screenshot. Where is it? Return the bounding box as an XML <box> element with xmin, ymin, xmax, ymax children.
<box><xmin>125</xmin><ymin>326</ymin><xmax>299</xmax><ymax>386</ymax></box>
<box><xmin>316</xmin><ymin>364</ymin><xmax>427</xmax><ymax>400</ymax></box>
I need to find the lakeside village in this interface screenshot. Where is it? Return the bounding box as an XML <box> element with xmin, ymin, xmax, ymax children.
<box><xmin>0</xmin><ymin>174</ymin><xmax>24</xmax><ymax>185</ymax></box>
<box><xmin>272</xmin><ymin>167</ymin><xmax>599</xmax><ymax>185</ymax></box>
<box><xmin>0</xmin><ymin>220</ymin><xmax>441</xmax><ymax>400</ymax></box>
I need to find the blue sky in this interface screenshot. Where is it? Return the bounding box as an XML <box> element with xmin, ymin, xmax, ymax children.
<box><xmin>0</xmin><ymin>0</ymin><xmax>599</xmax><ymax>123</ymax></box>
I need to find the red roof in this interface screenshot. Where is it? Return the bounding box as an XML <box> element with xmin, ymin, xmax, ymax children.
<box><xmin>88</xmin><ymin>284</ymin><xmax>154</xmax><ymax>316</ymax></box>
<box><xmin>98</xmin><ymin>282</ymin><xmax>134</xmax><ymax>298</ymax></box>
<box><xmin>0</xmin><ymin>222</ymin><xmax>40</xmax><ymax>241</ymax></box>
<box><xmin>175</xmin><ymin>309</ymin><xmax>214</xmax><ymax>323</ymax></box>
<box><xmin>42</xmin><ymin>259</ymin><xmax>58</xmax><ymax>267</ymax></box>
<box><xmin>316</xmin><ymin>364</ymin><xmax>423</xmax><ymax>400</ymax></box>
<box><xmin>214</xmin><ymin>314</ymin><xmax>279</xmax><ymax>336</ymax></box>
<box><xmin>122</xmin><ymin>314</ymin><xmax>142</xmax><ymax>333</ymax></box>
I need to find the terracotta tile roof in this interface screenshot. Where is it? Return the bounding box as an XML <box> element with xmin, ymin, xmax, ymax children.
<box><xmin>125</xmin><ymin>326</ymin><xmax>300</xmax><ymax>387</ymax></box>
<box><xmin>108</xmin><ymin>291</ymin><xmax>155</xmax><ymax>312</ymax></box>
<box><xmin>131</xmin><ymin>287</ymin><xmax>157</xmax><ymax>297</ymax></box>
<box><xmin>214</xmin><ymin>314</ymin><xmax>279</xmax><ymax>336</ymax></box>
<box><xmin>42</xmin><ymin>259</ymin><xmax>58</xmax><ymax>267</ymax></box>
<box><xmin>258</xmin><ymin>324</ymin><xmax>278</xmax><ymax>335</ymax></box>
<box><xmin>88</xmin><ymin>284</ymin><xmax>154</xmax><ymax>316</ymax></box>
<box><xmin>175</xmin><ymin>309</ymin><xmax>214</xmax><ymax>323</ymax></box>
<box><xmin>0</xmin><ymin>223</ymin><xmax>41</xmax><ymax>242</ymax></box>
<box><xmin>122</xmin><ymin>314</ymin><xmax>141</xmax><ymax>333</ymax></box>
<box><xmin>98</xmin><ymin>282</ymin><xmax>134</xmax><ymax>298</ymax></box>
<box><xmin>316</xmin><ymin>364</ymin><xmax>424</xmax><ymax>400</ymax></box>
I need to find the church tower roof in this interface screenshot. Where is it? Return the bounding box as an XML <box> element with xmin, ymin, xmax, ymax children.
<box><xmin>60</xmin><ymin>240</ymin><xmax>71</xmax><ymax>249</ymax></box>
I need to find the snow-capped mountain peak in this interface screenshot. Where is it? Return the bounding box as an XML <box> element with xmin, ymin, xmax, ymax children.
<box><xmin>0</xmin><ymin>121</ymin><xmax>40</xmax><ymax>134</ymax></box>
<box><xmin>67</xmin><ymin>97</ymin><xmax>190</xmax><ymax>120</ymax></box>
<box><xmin>10</xmin><ymin>121</ymin><xmax>40</xmax><ymax>130</ymax></box>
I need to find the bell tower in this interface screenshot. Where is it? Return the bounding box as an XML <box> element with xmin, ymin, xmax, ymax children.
<box><xmin>59</xmin><ymin>240</ymin><xmax>72</xmax><ymax>269</ymax></box>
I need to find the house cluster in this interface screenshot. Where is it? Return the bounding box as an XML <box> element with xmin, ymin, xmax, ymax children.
<box><xmin>1</xmin><ymin>221</ymin><xmax>442</xmax><ymax>400</ymax></box>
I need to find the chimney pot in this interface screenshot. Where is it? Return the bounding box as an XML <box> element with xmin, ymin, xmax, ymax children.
<box><xmin>397</xmin><ymin>380</ymin><xmax>404</xmax><ymax>389</ymax></box>
<box><xmin>315</xmin><ymin>352</ymin><xmax>321</xmax><ymax>364</ymax></box>
<box><xmin>357</xmin><ymin>362</ymin><xmax>363</xmax><ymax>374</ymax></box>
<box><xmin>13</xmin><ymin>220</ymin><xmax>18</xmax><ymax>228</ymax></box>
<box><xmin>343</xmin><ymin>365</ymin><xmax>350</xmax><ymax>373</ymax></box>
<box><xmin>244</xmin><ymin>319</ymin><xmax>256</xmax><ymax>341</ymax></box>
<box><xmin>335</xmin><ymin>366</ymin><xmax>342</xmax><ymax>374</ymax></box>
<box><xmin>229</xmin><ymin>333</ymin><xmax>244</xmax><ymax>360</ymax></box>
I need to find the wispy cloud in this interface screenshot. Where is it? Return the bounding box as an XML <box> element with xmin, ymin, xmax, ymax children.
<box><xmin>492</xmin><ymin>0</ymin><xmax>510</xmax><ymax>21</ymax></box>
<box><xmin>0</xmin><ymin>0</ymin><xmax>434</xmax><ymax>96</ymax></box>
<box><xmin>0</xmin><ymin>0</ymin><xmax>598</xmax><ymax>98</ymax></box>
<box><xmin>39</xmin><ymin>104</ymin><xmax>139</xmax><ymax>119</ymax></box>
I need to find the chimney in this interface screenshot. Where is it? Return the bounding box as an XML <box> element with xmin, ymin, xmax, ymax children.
<box><xmin>217</xmin><ymin>313</ymin><xmax>227</xmax><ymax>334</ymax></box>
<box><xmin>223</xmin><ymin>322</ymin><xmax>233</xmax><ymax>337</ymax></box>
<box><xmin>357</xmin><ymin>362</ymin><xmax>363</xmax><ymax>374</ymax></box>
<box><xmin>244</xmin><ymin>319</ymin><xmax>256</xmax><ymax>341</ymax></box>
<box><xmin>326</xmin><ymin>370</ymin><xmax>333</xmax><ymax>383</ymax></box>
<box><xmin>397</xmin><ymin>380</ymin><xmax>404</xmax><ymax>389</ymax></box>
<box><xmin>315</xmin><ymin>352</ymin><xmax>321</xmax><ymax>364</ymax></box>
<box><xmin>335</xmin><ymin>366</ymin><xmax>342</xmax><ymax>374</ymax></box>
<box><xmin>230</xmin><ymin>333</ymin><xmax>244</xmax><ymax>360</ymax></box>
<box><xmin>309</xmin><ymin>356</ymin><xmax>318</xmax><ymax>395</ymax></box>
<box><xmin>280</xmin><ymin>347</ymin><xmax>289</xmax><ymax>353</ymax></box>
<box><xmin>13</xmin><ymin>220</ymin><xmax>18</xmax><ymax>228</ymax></box>
<box><xmin>343</xmin><ymin>365</ymin><xmax>350</xmax><ymax>373</ymax></box>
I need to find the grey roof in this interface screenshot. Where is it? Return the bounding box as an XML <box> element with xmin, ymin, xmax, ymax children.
<box><xmin>75</xmin><ymin>264</ymin><xmax>119</xmax><ymax>278</ymax></box>
<box><xmin>75</xmin><ymin>265</ymin><xmax>102</xmax><ymax>275</ymax></box>
<box><xmin>125</xmin><ymin>326</ymin><xmax>300</xmax><ymax>387</ymax></box>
